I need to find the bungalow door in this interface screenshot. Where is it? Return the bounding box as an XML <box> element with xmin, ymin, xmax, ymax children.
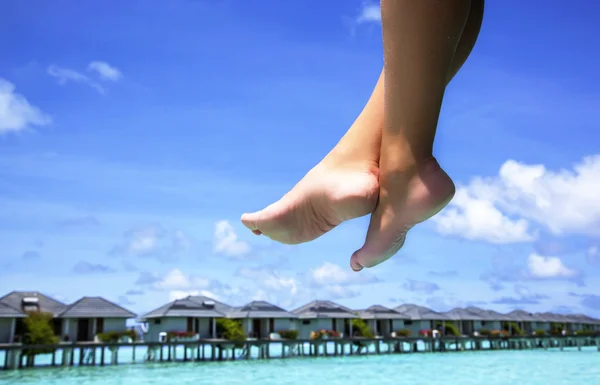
<box><xmin>269</xmin><ymin>318</ymin><xmax>275</xmax><ymax>334</ymax></box>
<box><xmin>252</xmin><ymin>319</ymin><xmax>261</xmax><ymax>338</ymax></box>
<box><xmin>77</xmin><ymin>319</ymin><xmax>90</xmax><ymax>342</ymax></box>
<box><xmin>96</xmin><ymin>318</ymin><xmax>104</xmax><ymax>334</ymax></box>
<box><xmin>187</xmin><ymin>317</ymin><xmax>194</xmax><ymax>333</ymax></box>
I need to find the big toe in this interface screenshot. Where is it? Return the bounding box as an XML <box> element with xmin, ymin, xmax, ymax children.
<box><xmin>350</xmin><ymin>235</ymin><xmax>407</xmax><ymax>271</ymax></box>
<box><xmin>241</xmin><ymin>211</ymin><xmax>262</xmax><ymax>234</ymax></box>
<box><xmin>350</xmin><ymin>213</ymin><xmax>409</xmax><ymax>271</ymax></box>
<box><xmin>241</xmin><ymin>199</ymin><xmax>286</xmax><ymax>235</ymax></box>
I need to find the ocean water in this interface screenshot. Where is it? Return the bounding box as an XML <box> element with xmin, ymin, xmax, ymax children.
<box><xmin>0</xmin><ymin>348</ymin><xmax>597</xmax><ymax>385</ymax></box>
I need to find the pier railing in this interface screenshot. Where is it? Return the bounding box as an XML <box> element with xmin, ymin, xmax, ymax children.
<box><xmin>1</xmin><ymin>335</ymin><xmax>598</xmax><ymax>371</ymax></box>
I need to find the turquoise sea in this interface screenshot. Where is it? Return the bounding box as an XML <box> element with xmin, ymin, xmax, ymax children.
<box><xmin>1</xmin><ymin>348</ymin><xmax>598</xmax><ymax>385</ymax></box>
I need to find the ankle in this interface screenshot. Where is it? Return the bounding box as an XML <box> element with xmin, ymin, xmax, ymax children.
<box><xmin>324</xmin><ymin>147</ymin><xmax>379</xmax><ymax>171</ymax></box>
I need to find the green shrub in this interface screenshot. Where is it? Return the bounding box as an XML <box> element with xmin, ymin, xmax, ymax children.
<box><xmin>444</xmin><ymin>323</ymin><xmax>461</xmax><ymax>336</ymax></box>
<box><xmin>22</xmin><ymin>312</ymin><xmax>59</xmax><ymax>356</ymax></box>
<box><xmin>534</xmin><ymin>329</ymin><xmax>546</xmax><ymax>336</ymax></box>
<box><xmin>352</xmin><ymin>319</ymin><xmax>374</xmax><ymax>338</ymax></box>
<box><xmin>216</xmin><ymin>319</ymin><xmax>246</xmax><ymax>341</ymax></box>
<box><xmin>434</xmin><ymin>321</ymin><xmax>461</xmax><ymax>337</ymax></box>
<box><xmin>550</xmin><ymin>323</ymin><xmax>564</xmax><ymax>336</ymax></box>
<box><xmin>506</xmin><ymin>322</ymin><xmax>524</xmax><ymax>336</ymax></box>
<box><xmin>575</xmin><ymin>330</ymin><xmax>596</xmax><ymax>336</ymax></box>
<box><xmin>97</xmin><ymin>331</ymin><xmax>121</xmax><ymax>343</ymax></box>
<box><xmin>97</xmin><ymin>329</ymin><xmax>139</xmax><ymax>343</ymax></box>
<box><xmin>394</xmin><ymin>329</ymin><xmax>411</xmax><ymax>337</ymax></box>
<box><xmin>277</xmin><ymin>330</ymin><xmax>298</xmax><ymax>340</ymax></box>
<box><xmin>477</xmin><ymin>329</ymin><xmax>490</xmax><ymax>336</ymax></box>
<box><xmin>124</xmin><ymin>328</ymin><xmax>139</xmax><ymax>341</ymax></box>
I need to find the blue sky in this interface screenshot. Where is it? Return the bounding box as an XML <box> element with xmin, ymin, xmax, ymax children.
<box><xmin>1</xmin><ymin>0</ymin><xmax>600</xmax><ymax>318</ymax></box>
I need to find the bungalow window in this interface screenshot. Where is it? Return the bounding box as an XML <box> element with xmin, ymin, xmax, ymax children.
<box><xmin>405</xmin><ymin>320</ymin><xmax>413</xmax><ymax>326</ymax></box>
<box><xmin>302</xmin><ymin>320</ymin><xmax>310</xmax><ymax>325</ymax></box>
<box><xmin>154</xmin><ymin>319</ymin><xmax>161</xmax><ymax>325</ymax></box>
<box><xmin>481</xmin><ymin>321</ymin><xmax>487</xmax><ymax>326</ymax></box>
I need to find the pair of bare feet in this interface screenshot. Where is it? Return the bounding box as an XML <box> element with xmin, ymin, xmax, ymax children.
<box><xmin>240</xmin><ymin>107</ymin><xmax>456</xmax><ymax>272</ymax></box>
<box><xmin>240</xmin><ymin>0</ymin><xmax>484</xmax><ymax>272</ymax></box>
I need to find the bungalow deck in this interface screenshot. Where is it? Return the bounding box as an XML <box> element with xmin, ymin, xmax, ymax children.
<box><xmin>1</xmin><ymin>335</ymin><xmax>599</xmax><ymax>371</ymax></box>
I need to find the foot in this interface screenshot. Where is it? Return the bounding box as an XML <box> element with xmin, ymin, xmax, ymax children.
<box><xmin>350</xmin><ymin>157</ymin><xmax>455</xmax><ymax>271</ymax></box>
<box><xmin>241</xmin><ymin>158</ymin><xmax>379</xmax><ymax>245</ymax></box>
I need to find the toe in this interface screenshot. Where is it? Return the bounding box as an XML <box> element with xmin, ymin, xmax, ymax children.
<box><xmin>241</xmin><ymin>212</ymin><xmax>261</xmax><ymax>232</ymax></box>
<box><xmin>350</xmin><ymin>252</ymin><xmax>363</xmax><ymax>272</ymax></box>
<box><xmin>350</xmin><ymin>208</ymin><xmax>409</xmax><ymax>270</ymax></box>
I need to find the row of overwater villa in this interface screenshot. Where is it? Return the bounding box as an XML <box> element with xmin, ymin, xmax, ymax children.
<box><xmin>1</xmin><ymin>290</ymin><xmax>599</xmax><ymax>344</ymax></box>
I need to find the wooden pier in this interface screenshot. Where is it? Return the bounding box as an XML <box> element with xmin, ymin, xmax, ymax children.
<box><xmin>1</xmin><ymin>335</ymin><xmax>598</xmax><ymax>371</ymax></box>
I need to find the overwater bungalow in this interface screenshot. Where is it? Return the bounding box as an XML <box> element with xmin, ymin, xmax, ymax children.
<box><xmin>549</xmin><ymin>313</ymin><xmax>574</xmax><ymax>332</ymax></box>
<box><xmin>0</xmin><ymin>302</ymin><xmax>25</xmax><ymax>343</ymax></box>
<box><xmin>505</xmin><ymin>309</ymin><xmax>537</xmax><ymax>334</ymax></box>
<box><xmin>0</xmin><ymin>291</ymin><xmax>135</xmax><ymax>342</ymax></box>
<box><xmin>227</xmin><ymin>300</ymin><xmax>297</xmax><ymax>339</ymax></box>
<box><xmin>394</xmin><ymin>304</ymin><xmax>452</xmax><ymax>335</ymax></box>
<box><xmin>443</xmin><ymin>308</ymin><xmax>487</xmax><ymax>335</ymax></box>
<box><xmin>536</xmin><ymin>312</ymin><xmax>590</xmax><ymax>333</ymax></box>
<box><xmin>355</xmin><ymin>305</ymin><xmax>410</xmax><ymax>337</ymax></box>
<box><xmin>465</xmin><ymin>306</ymin><xmax>512</xmax><ymax>332</ymax></box>
<box><xmin>58</xmin><ymin>297</ymin><xmax>136</xmax><ymax>342</ymax></box>
<box><xmin>531</xmin><ymin>312</ymin><xmax>553</xmax><ymax>332</ymax></box>
<box><xmin>0</xmin><ymin>291</ymin><xmax>68</xmax><ymax>337</ymax></box>
<box><xmin>292</xmin><ymin>300</ymin><xmax>357</xmax><ymax>339</ymax></box>
<box><xmin>140</xmin><ymin>296</ymin><xmax>227</xmax><ymax>342</ymax></box>
<box><xmin>566</xmin><ymin>314</ymin><xmax>600</xmax><ymax>331</ymax></box>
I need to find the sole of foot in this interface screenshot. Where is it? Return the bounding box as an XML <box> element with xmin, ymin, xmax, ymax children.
<box><xmin>241</xmin><ymin>160</ymin><xmax>380</xmax><ymax>245</ymax></box>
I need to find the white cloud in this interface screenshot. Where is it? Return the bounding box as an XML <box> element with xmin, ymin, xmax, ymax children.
<box><xmin>356</xmin><ymin>2</ymin><xmax>381</xmax><ymax>23</ymax></box>
<box><xmin>112</xmin><ymin>225</ymin><xmax>192</xmax><ymax>259</ymax></box>
<box><xmin>434</xmin><ymin>155</ymin><xmax>600</xmax><ymax>243</ymax></box>
<box><xmin>236</xmin><ymin>266</ymin><xmax>298</xmax><ymax>295</ymax></box>
<box><xmin>527</xmin><ymin>253</ymin><xmax>577</xmax><ymax>279</ymax></box>
<box><xmin>512</xmin><ymin>284</ymin><xmax>547</xmax><ymax>302</ymax></box>
<box><xmin>0</xmin><ymin>78</ymin><xmax>51</xmax><ymax>134</ymax></box>
<box><xmin>47</xmin><ymin>65</ymin><xmax>105</xmax><ymax>94</ymax></box>
<box><xmin>153</xmin><ymin>268</ymin><xmax>210</xmax><ymax>291</ymax></box>
<box><xmin>235</xmin><ymin>262</ymin><xmax>373</xmax><ymax>308</ymax></box>
<box><xmin>168</xmin><ymin>289</ymin><xmax>217</xmax><ymax>302</ymax></box>
<box><xmin>309</xmin><ymin>261</ymin><xmax>378</xmax><ymax>286</ymax></box>
<box><xmin>434</xmin><ymin>186</ymin><xmax>534</xmax><ymax>243</ymax></box>
<box><xmin>402</xmin><ymin>279</ymin><xmax>440</xmax><ymax>294</ymax></box>
<box><xmin>426</xmin><ymin>296</ymin><xmax>464</xmax><ymax>312</ymax></box>
<box><xmin>251</xmin><ymin>289</ymin><xmax>269</xmax><ymax>302</ymax></box>
<box><xmin>114</xmin><ymin>224</ymin><xmax>165</xmax><ymax>256</ymax></box>
<box><xmin>87</xmin><ymin>61</ymin><xmax>122</xmax><ymax>81</ymax></box>
<box><xmin>213</xmin><ymin>220</ymin><xmax>251</xmax><ymax>258</ymax></box>
<box><xmin>498</xmin><ymin>157</ymin><xmax>600</xmax><ymax>236</ymax></box>
<box><xmin>324</xmin><ymin>284</ymin><xmax>358</xmax><ymax>299</ymax></box>
<box><xmin>137</xmin><ymin>269</ymin><xmax>234</xmax><ymax>303</ymax></box>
